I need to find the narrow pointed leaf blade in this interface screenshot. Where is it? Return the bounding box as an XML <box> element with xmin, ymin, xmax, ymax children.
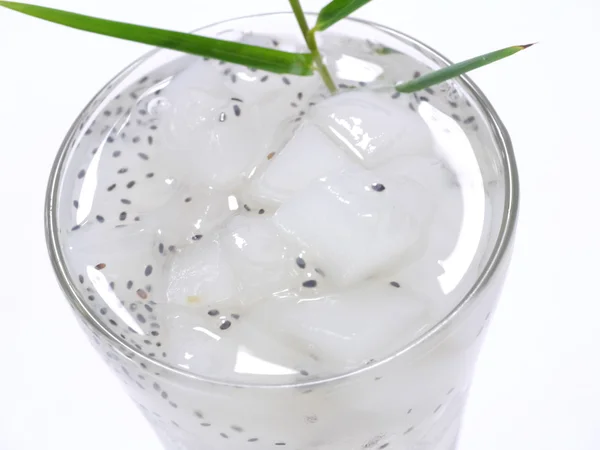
<box><xmin>315</xmin><ymin>0</ymin><xmax>372</xmax><ymax>31</ymax></box>
<box><xmin>0</xmin><ymin>1</ymin><xmax>314</xmax><ymax>75</ymax></box>
<box><xmin>395</xmin><ymin>44</ymin><xmax>534</xmax><ymax>93</ymax></box>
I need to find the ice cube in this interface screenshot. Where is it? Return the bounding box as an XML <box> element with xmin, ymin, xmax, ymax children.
<box><xmin>310</xmin><ymin>90</ymin><xmax>434</xmax><ymax>168</ymax></box>
<box><xmin>146</xmin><ymin>184</ymin><xmax>233</xmax><ymax>248</ymax></box>
<box><xmin>273</xmin><ymin>166</ymin><xmax>433</xmax><ymax>286</ymax></box>
<box><xmin>250</xmin><ymin>282</ymin><xmax>430</xmax><ymax>368</ymax></box>
<box><xmin>158</xmin><ymin>60</ymin><xmax>272</xmax><ymax>190</ymax></box>
<box><xmin>166</xmin><ymin>235</ymin><xmax>238</xmax><ymax>308</ymax></box>
<box><xmin>162</xmin><ymin>304</ymin><xmax>322</xmax><ymax>383</ymax></box>
<box><xmin>247</xmin><ymin>124</ymin><xmax>359</xmax><ymax>206</ymax></box>
<box><xmin>220</xmin><ymin>216</ymin><xmax>301</xmax><ymax>303</ymax></box>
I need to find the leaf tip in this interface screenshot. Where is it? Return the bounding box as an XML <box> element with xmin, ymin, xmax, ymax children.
<box><xmin>519</xmin><ymin>42</ymin><xmax>537</xmax><ymax>50</ymax></box>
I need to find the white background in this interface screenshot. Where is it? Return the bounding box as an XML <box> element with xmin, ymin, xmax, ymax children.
<box><xmin>0</xmin><ymin>0</ymin><xmax>598</xmax><ymax>449</ymax></box>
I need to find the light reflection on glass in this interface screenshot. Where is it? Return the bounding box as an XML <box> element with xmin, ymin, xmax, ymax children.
<box><xmin>234</xmin><ymin>346</ymin><xmax>298</xmax><ymax>376</ymax></box>
<box><xmin>418</xmin><ymin>102</ymin><xmax>485</xmax><ymax>294</ymax></box>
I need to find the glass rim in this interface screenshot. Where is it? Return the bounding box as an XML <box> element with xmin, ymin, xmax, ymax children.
<box><xmin>45</xmin><ymin>11</ymin><xmax>519</xmax><ymax>389</ymax></box>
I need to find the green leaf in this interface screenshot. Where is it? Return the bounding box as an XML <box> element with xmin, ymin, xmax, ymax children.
<box><xmin>315</xmin><ymin>0</ymin><xmax>373</xmax><ymax>31</ymax></box>
<box><xmin>0</xmin><ymin>1</ymin><xmax>314</xmax><ymax>76</ymax></box>
<box><xmin>395</xmin><ymin>44</ymin><xmax>534</xmax><ymax>93</ymax></box>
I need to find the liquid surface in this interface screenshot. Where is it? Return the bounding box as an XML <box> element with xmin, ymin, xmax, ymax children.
<box><xmin>58</xmin><ymin>33</ymin><xmax>491</xmax><ymax>384</ymax></box>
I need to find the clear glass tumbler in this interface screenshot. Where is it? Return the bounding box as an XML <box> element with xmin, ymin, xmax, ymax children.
<box><xmin>45</xmin><ymin>12</ymin><xmax>518</xmax><ymax>450</ymax></box>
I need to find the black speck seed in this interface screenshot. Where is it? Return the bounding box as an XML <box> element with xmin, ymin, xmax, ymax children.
<box><xmin>296</xmin><ymin>257</ymin><xmax>306</xmax><ymax>269</ymax></box>
<box><xmin>233</xmin><ymin>104</ymin><xmax>241</xmax><ymax>117</ymax></box>
<box><xmin>451</xmin><ymin>114</ymin><xmax>461</xmax><ymax>122</ymax></box>
<box><xmin>127</xmin><ymin>280</ymin><xmax>133</xmax><ymax>289</ymax></box>
<box><xmin>434</xmin><ymin>404</ymin><xmax>443</xmax><ymax>413</ymax></box>
<box><xmin>220</xmin><ymin>320</ymin><xmax>232</xmax><ymax>330</ymax></box>
<box><xmin>161</xmin><ymin>391</ymin><xmax>168</xmax><ymax>399</ymax></box>
<box><xmin>184</xmin><ymin>197</ymin><xmax>192</xmax><ymax>203</ymax></box>
<box><xmin>146</xmin><ymin>172</ymin><xmax>154</xmax><ymax>178</ymax></box>
<box><xmin>100</xmin><ymin>308</ymin><xmax>107</xmax><ymax>315</ymax></box>
<box><xmin>220</xmin><ymin>433</ymin><xmax>229</xmax><ymax>439</ymax></box>
<box><xmin>88</xmin><ymin>295</ymin><xmax>95</xmax><ymax>301</ymax></box>
<box><xmin>300</xmin><ymin>370</ymin><xmax>309</xmax><ymax>376</ymax></box>
<box><xmin>119</xmin><ymin>211</ymin><xmax>127</xmax><ymax>221</ymax></box>
<box><xmin>379</xmin><ymin>444</ymin><xmax>390</xmax><ymax>449</ymax></box>
<box><xmin>145</xmin><ymin>265</ymin><xmax>153</xmax><ymax>276</ymax></box>
<box><xmin>148</xmin><ymin>136</ymin><xmax>154</xmax><ymax>145</ymax></box>
<box><xmin>84</xmin><ymin>128</ymin><xmax>92</xmax><ymax>136</ymax></box>
<box><xmin>391</xmin><ymin>91</ymin><xmax>401</xmax><ymax>99</ymax></box>
<box><xmin>169</xmin><ymin>401</ymin><xmax>178</xmax><ymax>408</ymax></box>
<box><xmin>248</xmin><ymin>438</ymin><xmax>258</xmax><ymax>442</ymax></box>
<box><xmin>371</xmin><ymin>183</ymin><xmax>386</xmax><ymax>192</ymax></box>
<box><xmin>409</xmin><ymin>103</ymin><xmax>416</xmax><ymax>111</ymax></box>
<box><xmin>231</xmin><ymin>425</ymin><xmax>243</xmax><ymax>432</ymax></box>
<box><xmin>132</xmin><ymin>136</ymin><xmax>140</xmax><ymax>144</ymax></box>
<box><xmin>390</xmin><ymin>281</ymin><xmax>400</xmax><ymax>288</ymax></box>
<box><xmin>112</xmin><ymin>150</ymin><xmax>121</xmax><ymax>158</ymax></box>
<box><xmin>425</xmin><ymin>87</ymin><xmax>435</xmax><ymax>95</ymax></box>
<box><xmin>413</xmin><ymin>71</ymin><xmax>421</xmax><ymax>79</ymax></box>
<box><xmin>243</xmin><ymin>204</ymin><xmax>251</xmax><ymax>212</ymax></box>
<box><xmin>192</xmin><ymin>234</ymin><xmax>203</xmax><ymax>241</ymax></box>
<box><xmin>95</xmin><ymin>215</ymin><xmax>105</xmax><ymax>223</ymax></box>
<box><xmin>168</xmin><ymin>245</ymin><xmax>176</xmax><ymax>253</ymax></box>
<box><xmin>463</xmin><ymin>116</ymin><xmax>476</xmax><ymax>124</ymax></box>
<box><xmin>76</xmin><ymin>169</ymin><xmax>87</xmax><ymax>179</ymax></box>
<box><xmin>117</xmin><ymin>167</ymin><xmax>128</xmax><ymax>174</ymax></box>
<box><xmin>231</xmin><ymin>314</ymin><xmax>240</xmax><ymax>320</ymax></box>
<box><xmin>314</xmin><ymin>268</ymin><xmax>325</xmax><ymax>277</ymax></box>
<box><xmin>107</xmin><ymin>136</ymin><xmax>115</xmax><ymax>144</ymax></box>
<box><xmin>260</xmin><ymin>75</ymin><xmax>269</xmax><ymax>82</ymax></box>
<box><xmin>282</xmin><ymin>77</ymin><xmax>291</xmax><ymax>85</ymax></box>
<box><xmin>208</xmin><ymin>309</ymin><xmax>219</xmax><ymax>316</ymax></box>
<box><xmin>78</xmin><ymin>274</ymin><xmax>84</xmax><ymax>284</ymax></box>
<box><xmin>151</xmin><ymin>331</ymin><xmax>160</xmax><ymax>337</ymax></box>
<box><xmin>230</xmin><ymin>74</ymin><xmax>237</xmax><ymax>83</ymax></box>
<box><xmin>302</xmin><ymin>280</ymin><xmax>317</xmax><ymax>288</ymax></box>
<box><xmin>109</xmin><ymin>319</ymin><xmax>118</xmax><ymax>326</ymax></box>
<box><xmin>139</xmin><ymin>109</ymin><xmax>148</xmax><ymax>116</ymax></box>
<box><xmin>194</xmin><ymin>410</ymin><xmax>204</xmax><ymax>419</ymax></box>
<box><xmin>153</xmin><ymin>382</ymin><xmax>160</xmax><ymax>391</ymax></box>
<box><xmin>158</xmin><ymin>243</ymin><xmax>164</xmax><ymax>254</ymax></box>
<box><xmin>121</xmin><ymin>199</ymin><xmax>132</xmax><ymax>205</ymax></box>
<box><xmin>419</xmin><ymin>96</ymin><xmax>430</xmax><ymax>102</ymax></box>
<box><xmin>223</xmin><ymin>68</ymin><xmax>232</xmax><ymax>76</ymax></box>
<box><xmin>275</xmin><ymin>443</ymin><xmax>286</xmax><ymax>446</ymax></box>
<box><xmin>126</xmin><ymin>181</ymin><xmax>136</xmax><ymax>189</ymax></box>
<box><xmin>258</xmin><ymin>209</ymin><xmax>265</xmax><ymax>215</ymax></box>
<box><xmin>201</xmin><ymin>423</ymin><xmax>211</xmax><ymax>427</ymax></box>
<box><xmin>71</xmin><ymin>225</ymin><xmax>81</xmax><ymax>231</ymax></box>
<box><xmin>449</xmin><ymin>101</ymin><xmax>458</xmax><ymax>108</ymax></box>
<box><xmin>107</xmin><ymin>184</ymin><xmax>116</xmax><ymax>192</ymax></box>
<box><xmin>73</xmin><ymin>200</ymin><xmax>79</xmax><ymax>209</ymax></box>
<box><xmin>138</xmin><ymin>152</ymin><xmax>149</xmax><ymax>160</ymax></box>
<box><xmin>290</xmin><ymin>102</ymin><xmax>298</xmax><ymax>108</ymax></box>
<box><xmin>404</xmin><ymin>426</ymin><xmax>414</xmax><ymax>435</ymax></box>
